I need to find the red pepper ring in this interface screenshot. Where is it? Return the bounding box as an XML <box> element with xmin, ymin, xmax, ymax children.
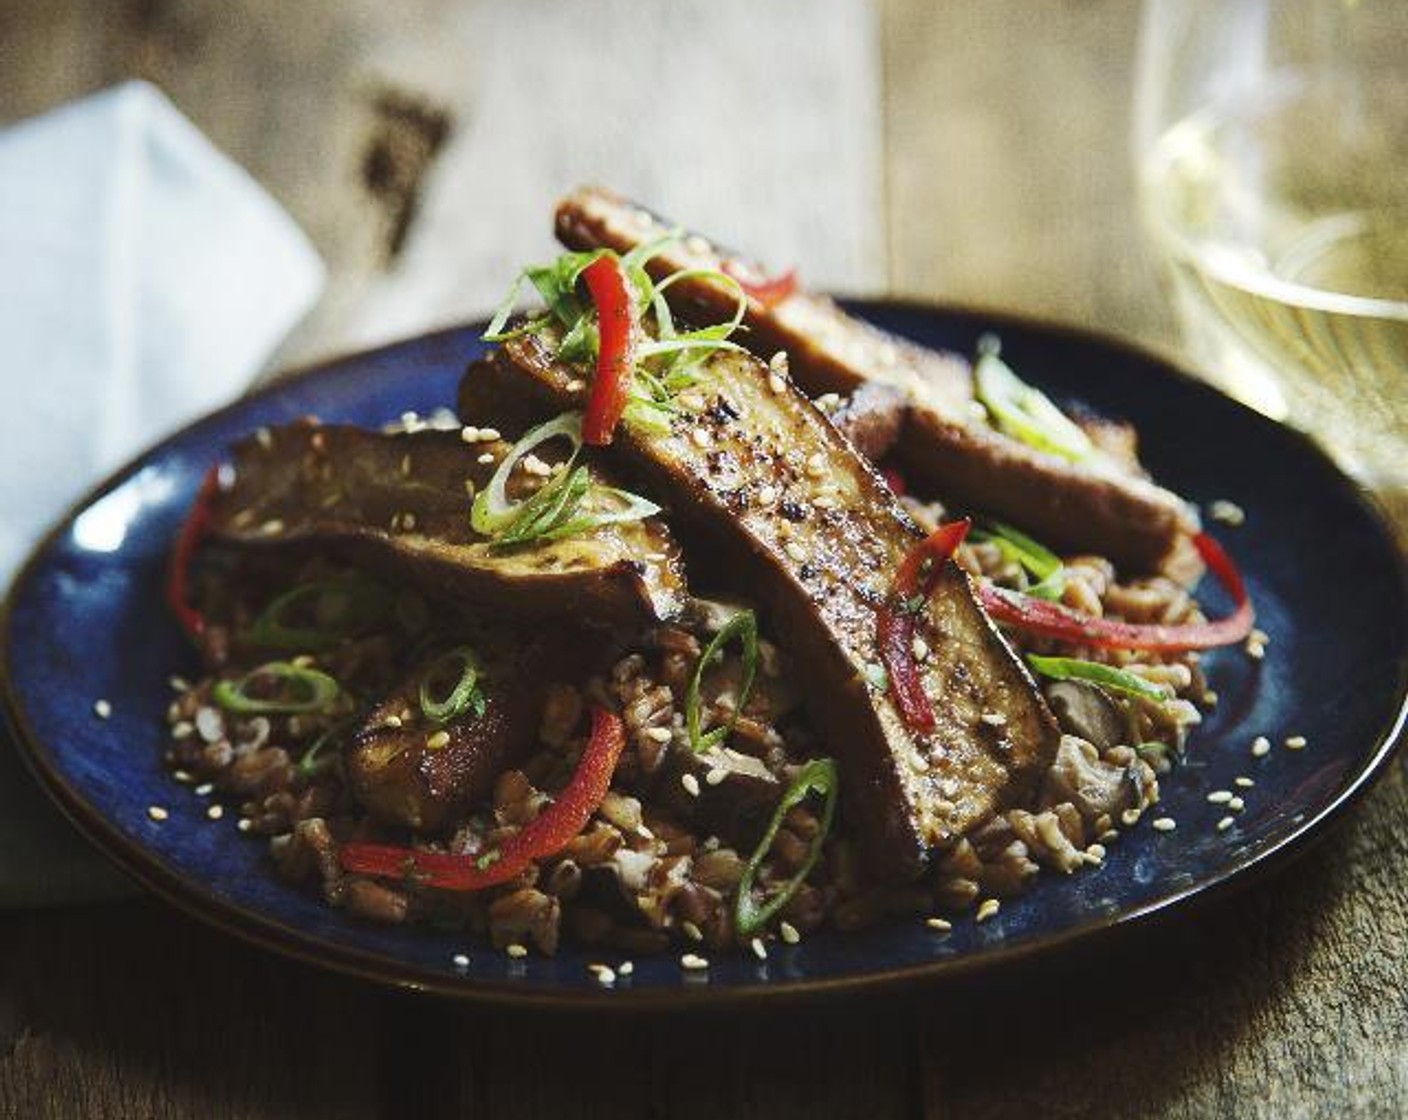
<box><xmin>976</xmin><ymin>531</ymin><xmax>1255</xmax><ymax>653</ymax></box>
<box><xmin>721</xmin><ymin>258</ymin><xmax>799</xmax><ymax>309</ymax></box>
<box><xmin>580</xmin><ymin>254</ymin><xmax>638</xmax><ymax>447</ymax></box>
<box><xmin>876</xmin><ymin>519</ymin><xmax>973</xmax><ymax>732</ymax></box>
<box><xmin>340</xmin><ymin>705</ymin><xmax>627</xmax><ymax>892</ymax></box>
<box><xmin>166</xmin><ymin>465</ymin><xmax>223</xmax><ymax>639</ymax></box>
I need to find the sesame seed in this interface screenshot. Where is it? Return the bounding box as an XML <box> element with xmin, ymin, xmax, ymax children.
<box><xmin>1234</xmin><ymin>776</ymin><xmax>1254</xmax><ymax>788</ymax></box>
<box><xmin>194</xmin><ymin>783</ymin><xmax>213</xmax><ymax>796</ymax></box>
<box><xmin>171</xmin><ymin>721</ymin><xmax>194</xmax><ymax>740</ymax></box>
<box><xmin>147</xmin><ymin>805</ymin><xmax>168</xmax><ymax>822</ymax></box>
<box><xmin>383</xmin><ymin>715</ymin><xmax>403</xmax><ymax>729</ymax></box>
<box><xmin>237</xmin><ymin>818</ymin><xmax>253</xmax><ymax>833</ymax></box>
<box><xmin>779</xmin><ymin>921</ymin><xmax>801</xmax><ymax>945</ymax></box>
<box><xmin>1251</xmin><ymin>735</ymin><xmax>1272</xmax><ymax>757</ymax></box>
<box><xmin>1227</xmin><ymin>796</ymin><xmax>1245</xmax><ymax>812</ymax></box>
<box><xmin>681</xmin><ymin>920</ymin><xmax>704</xmax><ymax>942</ymax></box>
<box><xmin>805</xmin><ymin>452</ymin><xmax>826</xmax><ymax>479</ymax></box>
<box><xmin>814</xmin><ymin>392</ymin><xmax>843</xmax><ymax>413</ymax></box>
<box><xmin>1285</xmin><ymin>735</ymin><xmax>1307</xmax><ymax>750</ymax></box>
<box><xmin>259</xmin><ymin>519</ymin><xmax>285</xmax><ymax>536</ymax></box>
<box><xmin>1207</xmin><ymin>790</ymin><xmax>1233</xmax><ymax>804</ymax></box>
<box><xmin>565</xmin><ymin>378</ymin><xmax>586</xmax><ymax>393</ymax></box>
<box><xmin>169</xmin><ymin>675</ymin><xmax>191</xmax><ymax>692</ymax></box>
<box><xmin>1251</xmin><ymin>628</ymin><xmax>1270</xmax><ymax>645</ymax></box>
<box><xmin>690</xmin><ymin>427</ymin><xmax>712</xmax><ymax>449</ymax></box>
<box><xmin>401</xmin><ymin>512</ymin><xmax>416</xmax><ymax>531</ymax></box>
<box><xmin>681</xmin><ymin>773</ymin><xmax>701</xmax><ymax>797</ymax></box>
<box><xmin>756</xmin><ymin>484</ymin><xmax>778</xmax><ymax>505</ymax></box>
<box><xmin>745</xmin><ymin>936</ymin><xmax>766</xmax><ymax>961</ymax></box>
<box><xmin>785</xmin><ymin>541</ymin><xmax>809</xmax><ymax>564</ymax></box>
<box><xmin>477</xmin><ymin>452</ymin><xmax>495</xmax><ymax>465</ymax></box>
<box><xmin>643</xmin><ymin>726</ymin><xmax>672</xmax><ymax>744</ymax></box>
<box><xmin>1209</xmin><ymin>499</ymin><xmax>1245</xmax><ymax>526</ymax></box>
<box><xmin>705</xmin><ymin>767</ymin><xmax>728</xmax><ymax>786</ymax></box>
<box><xmin>505</xmin><ymin>943</ymin><xmax>528</xmax><ymax>959</ymax></box>
<box><xmin>768</xmin><ymin>373</ymin><xmax>786</xmax><ymax>394</ymax></box>
<box><xmin>813</xmin><ymin>495</ymin><xmax>837</xmax><ymax>510</ymax></box>
<box><xmin>1246</xmin><ymin>642</ymin><xmax>1266</xmax><ymax>661</ymax></box>
<box><xmin>911</xmin><ymin>636</ymin><xmax>930</xmax><ymax>662</ymax></box>
<box><xmin>1121</xmin><ymin>808</ymin><xmax>1142</xmax><ymax>826</ymax></box>
<box><xmin>426</xmin><ymin>730</ymin><xmax>450</xmax><ymax>751</ymax></box>
<box><xmin>637</xmin><ymin>824</ymin><xmax>655</xmax><ymax>840</ymax></box>
<box><xmin>452</xmin><ymin>953</ymin><xmax>470</xmax><ymax>969</ymax></box>
<box><xmin>1085</xmin><ymin>843</ymin><xmax>1107</xmax><ymax>862</ymax></box>
<box><xmin>976</xmin><ymin>898</ymin><xmax>1001</xmax><ymax>923</ymax></box>
<box><xmin>478</xmin><ymin>427</ymin><xmax>501</xmax><ymax>442</ymax></box>
<box><xmin>400</xmin><ymin>453</ymin><xmax>413</xmax><ymax>476</ymax></box>
<box><xmin>618</xmin><ymin>961</ymin><xmax>634</xmax><ymax>977</ymax></box>
<box><xmin>255</xmin><ymin>426</ymin><xmax>274</xmax><ymax>450</ymax></box>
<box><xmin>1216</xmin><ymin>816</ymin><xmax>1235</xmax><ymax>832</ymax></box>
<box><xmin>925</xmin><ymin>917</ymin><xmax>952</xmax><ymax>932</ymax></box>
<box><xmin>680</xmin><ymin>953</ymin><xmax>709</xmax><ymax>971</ymax></box>
<box><xmin>520</xmin><ymin>454</ymin><xmax>552</xmax><ymax>478</ymax></box>
<box><xmin>769</xmin><ymin>351</ymin><xmax>790</xmax><ymax>378</ymax></box>
<box><xmin>980</xmin><ymin>711</ymin><xmax>1007</xmax><ymax>727</ymax></box>
<box><xmin>1152</xmin><ymin>817</ymin><xmax>1177</xmax><ymax>832</ymax></box>
<box><xmin>1100</xmin><ymin>828</ymin><xmax>1120</xmax><ymax>842</ymax></box>
<box><xmin>685</xmin><ymin>234</ymin><xmax>712</xmax><ymax>255</ymax></box>
<box><xmin>460</xmin><ymin>426</ymin><xmax>481</xmax><ymax>443</ymax></box>
<box><xmin>93</xmin><ymin>699</ymin><xmax>112</xmax><ymax>720</ymax></box>
<box><xmin>588</xmin><ymin>963</ymin><xmax>616</xmax><ymax>985</ymax></box>
<box><xmin>206</xmin><ymin>804</ymin><xmax>224</xmax><ymax>821</ymax></box>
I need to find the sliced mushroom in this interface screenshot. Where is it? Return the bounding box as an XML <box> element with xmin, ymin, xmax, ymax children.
<box><xmin>1046</xmin><ymin>679</ymin><xmax>1126</xmax><ymax>750</ymax></box>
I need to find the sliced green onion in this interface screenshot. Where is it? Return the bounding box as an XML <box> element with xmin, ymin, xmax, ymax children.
<box><xmin>1026</xmin><ymin>655</ymin><xmax>1169</xmax><ymax>702</ymax></box>
<box><xmin>973</xmin><ymin>336</ymin><xmax>1094</xmax><ymax>463</ymax></box>
<box><xmin>1135</xmin><ymin>740</ymin><xmax>1172</xmax><ymax>766</ymax></box>
<box><xmin>483</xmin><ymin>250</ymin><xmax>605</xmax><ymax>342</ymax></box>
<box><xmin>418</xmin><ymin>646</ymin><xmax>486</xmax><ymax>724</ymax></box>
<box><xmin>471</xmin><ymin>413</ymin><xmax>583</xmax><ymax>535</ymax></box>
<box><xmin>243</xmin><ymin>577</ymin><xmax>393</xmax><ymax>652</ymax></box>
<box><xmin>734</xmin><ymin>758</ymin><xmax>840</xmax><ymax>938</ymax></box>
<box><xmin>686</xmin><ymin>609</ymin><xmax>759</xmax><ymax>754</ymax></box>
<box><xmin>971</xmin><ymin>520</ymin><xmax>1066</xmax><ymax>602</ymax></box>
<box><xmin>213</xmin><ymin>661</ymin><xmax>340</xmax><ymax>715</ymax></box>
<box><xmin>297</xmin><ymin>717</ymin><xmax>354</xmax><ymax>777</ymax></box>
<box><xmin>470</xmin><ymin>411</ymin><xmax>659</xmax><ymax>549</ymax></box>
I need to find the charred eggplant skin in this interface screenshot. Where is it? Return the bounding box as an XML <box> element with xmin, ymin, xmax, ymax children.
<box><xmin>553</xmin><ymin>184</ymin><xmax>1200</xmax><ymax>575</ymax></box>
<box><xmin>210</xmin><ymin>422</ymin><xmax>687</xmax><ymax>628</ymax></box>
<box><xmin>472</xmin><ymin>331</ymin><xmax>1060</xmax><ymax>880</ymax></box>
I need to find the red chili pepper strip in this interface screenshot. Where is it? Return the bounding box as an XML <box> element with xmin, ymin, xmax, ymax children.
<box><xmin>722</xmin><ymin>258</ymin><xmax>799</xmax><ymax>309</ymax></box>
<box><xmin>580</xmin><ymin>254</ymin><xmax>637</xmax><ymax>446</ymax></box>
<box><xmin>876</xmin><ymin>519</ymin><xmax>973</xmax><ymax>732</ymax></box>
<box><xmin>166</xmin><ymin>465</ymin><xmax>222</xmax><ymax>639</ymax></box>
<box><xmin>340</xmin><ymin>706</ymin><xmax>627</xmax><ymax>891</ymax></box>
<box><xmin>880</xmin><ymin>466</ymin><xmax>908</xmax><ymax>497</ymax></box>
<box><xmin>976</xmin><ymin>531</ymin><xmax>1254</xmax><ymax>653</ymax></box>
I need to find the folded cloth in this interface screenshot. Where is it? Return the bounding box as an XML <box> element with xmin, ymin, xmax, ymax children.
<box><xmin>0</xmin><ymin>82</ymin><xmax>324</xmax><ymax>905</ymax></box>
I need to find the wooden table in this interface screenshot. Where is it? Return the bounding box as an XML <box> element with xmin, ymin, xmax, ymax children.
<box><xmin>1</xmin><ymin>2</ymin><xmax>1404</xmax><ymax>1115</ymax></box>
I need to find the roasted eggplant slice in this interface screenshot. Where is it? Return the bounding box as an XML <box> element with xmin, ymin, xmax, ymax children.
<box><xmin>828</xmin><ymin>381</ymin><xmax>908</xmax><ymax>463</ymax></box>
<box><xmin>211</xmin><ymin>422</ymin><xmax>686</xmax><ymax>627</ymax></box>
<box><xmin>471</xmin><ymin>330</ymin><xmax>1060</xmax><ymax>880</ymax></box>
<box><xmin>553</xmin><ymin>185</ymin><xmax>1199</xmax><ymax>574</ymax></box>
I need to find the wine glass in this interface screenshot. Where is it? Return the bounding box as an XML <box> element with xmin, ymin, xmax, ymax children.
<box><xmin>1133</xmin><ymin>0</ymin><xmax>1408</xmax><ymax>533</ymax></box>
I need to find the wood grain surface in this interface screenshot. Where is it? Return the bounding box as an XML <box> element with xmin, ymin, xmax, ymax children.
<box><xmin>1</xmin><ymin>1</ymin><xmax>1404</xmax><ymax>1117</ymax></box>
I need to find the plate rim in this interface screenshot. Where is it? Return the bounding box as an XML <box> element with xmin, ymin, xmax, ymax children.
<box><xmin>4</xmin><ymin>300</ymin><xmax>1406</xmax><ymax>1010</ymax></box>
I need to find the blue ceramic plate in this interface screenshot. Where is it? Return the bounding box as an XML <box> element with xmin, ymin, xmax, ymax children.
<box><xmin>3</xmin><ymin>304</ymin><xmax>1405</xmax><ymax>1006</ymax></box>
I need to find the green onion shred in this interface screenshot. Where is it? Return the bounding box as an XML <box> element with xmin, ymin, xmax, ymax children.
<box><xmin>213</xmin><ymin>661</ymin><xmax>340</xmax><ymax>715</ymax></box>
<box><xmin>734</xmin><ymin>758</ymin><xmax>840</xmax><ymax>938</ymax></box>
<box><xmin>418</xmin><ymin>646</ymin><xmax>487</xmax><ymax>725</ymax></box>
<box><xmin>686</xmin><ymin>609</ymin><xmax>759</xmax><ymax>754</ymax></box>
<box><xmin>1025</xmin><ymin>654</ymin><xmax>1169</xmax><ymax>702</ymax></box>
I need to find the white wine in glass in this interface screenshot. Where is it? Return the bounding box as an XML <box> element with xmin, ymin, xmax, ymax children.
<box><xmin>1135</xmin><ymin>1</ymin><xmax>1408</xmax><ymax>521</ymax></box>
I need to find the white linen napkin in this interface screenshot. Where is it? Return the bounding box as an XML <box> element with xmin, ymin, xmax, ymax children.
<box><xmin>0</xmin><ymin>82</ymin><xmax>325</xmax><ymax>905</ymax></box>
